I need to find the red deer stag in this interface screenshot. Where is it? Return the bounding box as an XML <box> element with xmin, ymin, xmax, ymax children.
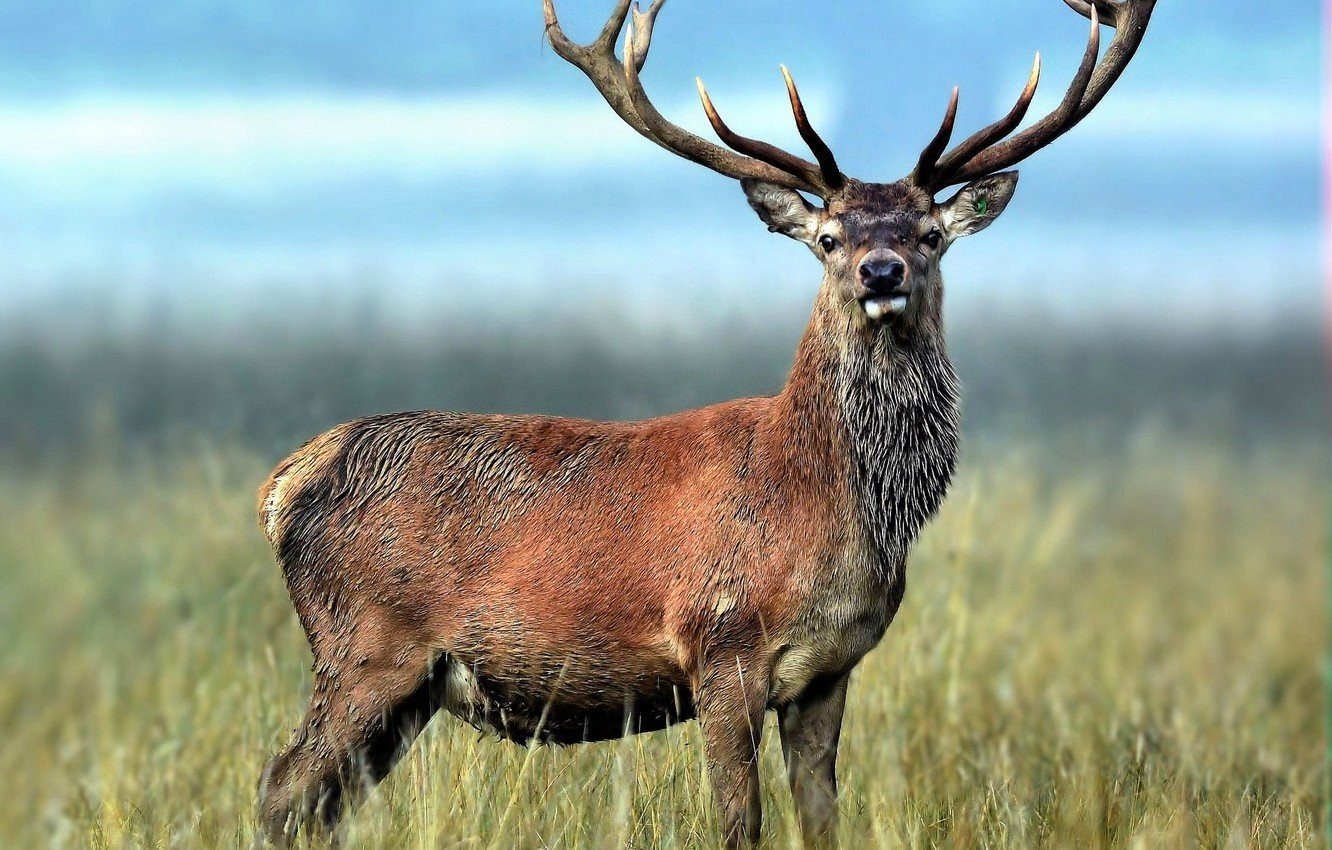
<box><xmin>257</xmin><ymin>0</ymin><xmax>1155</xmax><ymax>844</ymax></box>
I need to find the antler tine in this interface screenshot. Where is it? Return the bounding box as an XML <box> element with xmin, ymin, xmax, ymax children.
<box><xmin>695</xmin><ymin>78</ymin><xmax>826</xmax><ymax>188</ymax></box>
<box><xmin>1069</xmin><ymin>0</ymin><xmax>1156</xmax><ymax>120</ymax></box>
<box><xmin>544</xmin><ymin>0</ymin><xmax>836</xmax><ymax>196</ymax></box>
<box><xmin>620</xmin><ymin>11</ymin><xmax>838</xmax><ymax>195</ymax></box>
<box><xmin>780</xmin><ymin>66</ymin><xmax>844</xmax><ymax>191</ymax></box>
<box><xmin>543</xmin><ymin>0</ymin><xmax>651</xmax><ymax>138</ymax></box>
<box><xmin>910</xmin><ymin>87</ymin><xmax>959</xmax><ymax>188</ymax></box>
<box><xmin>594</xmin><ymin>0</ymin><xmax>635</xmax><ymax>49</ymax></box>
<box><xmin>942</xmin><ymin>4</ymin><xmax>1101</xmax><ymax>186</ymax></box>
<box><xmin>626</xmin><ymin>0</ymin><xmax>665</xmax><ymax>71</ymax></box>
<box><xmin>920</xmin><ymin>0</ymin><xmax>1155</xmax><ymax>191</ymax></box>
<box><xmin>1061</xmin><ymin>0</ymin><xmax>1123</xmax><ymax>21</ymax></box>
<box><xmin>931</xmin><ymin>54</ymin><xmax>1041</xmax><ymax>185</ymax></box>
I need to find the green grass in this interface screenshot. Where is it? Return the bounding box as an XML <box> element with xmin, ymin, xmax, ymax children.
<box><xmin>0</xmin><ymin>438</ymin><xmax>1323</xmax><ymax>848</ymax></box>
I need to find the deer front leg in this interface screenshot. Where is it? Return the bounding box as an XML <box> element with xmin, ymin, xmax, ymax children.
<box><xmin>695</xmin><ymin>655</ymin><xmax>767</xmax><ymax>848</ymax></box>
<box><xmin>778</xmin><ymin>672</ymin><xmax>849</xmax><ymax>845</ymax></box>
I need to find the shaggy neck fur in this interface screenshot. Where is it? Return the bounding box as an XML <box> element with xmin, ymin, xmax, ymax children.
<box><xmin>779</xmin><ymin>283</ymin><xmax>961</xmax><ymax>579</ymax></box>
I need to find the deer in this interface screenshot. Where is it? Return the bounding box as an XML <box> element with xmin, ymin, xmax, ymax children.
<box><xmin>255</xmin><ymin>0</ymin><xmax>1155</xmax><ymax>845</ymax></box>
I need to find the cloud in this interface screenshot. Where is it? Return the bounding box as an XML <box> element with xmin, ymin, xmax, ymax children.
<box><xmin>0</xmin><ymin>87</ymin><xmax>842</xmax><ymax>203</ymax></box>
<box><xmin>1038</xmin><ymin>89</ymin><xmax>1319</xmax><ymax>152</ymax></box>
<box><xmin>981</xmin><ymin>28</ymin><xmax>1320</xmax><ymax>160</ymax></box>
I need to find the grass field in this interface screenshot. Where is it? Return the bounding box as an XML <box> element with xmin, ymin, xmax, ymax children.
<box><xmin>0</xmin><ymin>434</ymin><xmax>1323</xmax><ymax>849</ymax></box>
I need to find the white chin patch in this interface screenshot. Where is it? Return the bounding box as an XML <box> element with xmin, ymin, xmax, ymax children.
<box><xmin>862</xmin><ymin>295</ymin><xmax>910</xmax><ymax>321</ymax></box>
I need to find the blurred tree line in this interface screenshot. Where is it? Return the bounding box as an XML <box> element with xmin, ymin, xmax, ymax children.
<box><xmin>1</xmin><ymin>296</ymin><xmax>1323</xmax><ymax>468</ymax></box>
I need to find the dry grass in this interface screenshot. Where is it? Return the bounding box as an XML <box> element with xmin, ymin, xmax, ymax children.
<box><xmin>0</xmin><ymin>438</ymin><xmax>1323</xmax><ymax>848</ymax></box>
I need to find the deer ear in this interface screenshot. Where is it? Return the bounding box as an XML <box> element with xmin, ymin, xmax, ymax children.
<box><xmin>741</xmin><ymin>179</ymin><xmax>821</xmax><ymax>244</ymax></box>
<box><xmin>936</xmin><ymin>171</ymin><xmax>1019</xmax><ymax>239</ymax></box>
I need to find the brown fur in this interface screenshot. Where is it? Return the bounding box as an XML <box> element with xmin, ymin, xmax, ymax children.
<box><xmin>255</xmin><ymin>209</ymin><xmax>964</xmax><ymax>845</ymax></box>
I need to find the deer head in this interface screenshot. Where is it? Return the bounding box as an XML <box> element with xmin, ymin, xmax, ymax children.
<box><xmin>544</xmin><ymin>0</ymin><xmax>1155</xmax><ymax>327</ymax></box>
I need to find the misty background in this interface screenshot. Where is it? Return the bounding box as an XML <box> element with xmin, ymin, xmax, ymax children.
<box><xmin>0</xmin><ymin>0</ymin><xmax>1323</xmax><ymax>463</ymax></box>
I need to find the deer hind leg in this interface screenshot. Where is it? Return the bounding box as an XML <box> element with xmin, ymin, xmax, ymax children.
<box><xmin>778</xmin><ymin>672</ymin><xmax>849</xmax><ymax>847</ymax></box>
<box><xmin>258</xmin><ymin>619</ymin><xmax>442</xmax><ymax>844</ymax></box>
<box><xmin>695</xmin><ymin>654</ymin><xmax>769</xmax><ymax>849</ymax></box>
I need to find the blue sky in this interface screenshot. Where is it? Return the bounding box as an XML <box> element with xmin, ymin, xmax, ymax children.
<box><xmin>0</xmin><ymin>0</ymin><xmax>1322</xmax><ymax>329</ymax></box>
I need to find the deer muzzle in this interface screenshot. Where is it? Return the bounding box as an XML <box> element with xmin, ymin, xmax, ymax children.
<box><xmin>858</xmin><ymin>249</ymin><xmax>912</xmax><ymax>321</ymax></box>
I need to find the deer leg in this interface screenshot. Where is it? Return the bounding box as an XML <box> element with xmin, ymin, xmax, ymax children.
<box><xmin>778</xmin><ymin>672</ymin><xmax>849</xmax><ymax>846</ymax></box>
<box><xmin>258</xmin><ymin>630</ymin><xmax>439</xmax><ymax>844</ymax></box>
<box><xmin>695</xmin><ymin>655</ymin><xmax>768</xmax><ymax>848</ymax></box>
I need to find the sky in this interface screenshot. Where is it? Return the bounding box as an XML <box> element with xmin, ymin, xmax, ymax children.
<box><xmin>0</xmin><ymin>0</ymin><xmax>1322</xmax><ymax>330</ymax></box>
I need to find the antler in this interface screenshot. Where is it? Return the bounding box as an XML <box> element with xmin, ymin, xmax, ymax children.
<box><xmin>914</xmin><ymin>0</ymin><xmax>1156</xmax><ymax>192</ymax></box>
<box><xmin>543</xmin><ymin>0</ymin><xmax>844</xmax><ymax>197</ymax></box>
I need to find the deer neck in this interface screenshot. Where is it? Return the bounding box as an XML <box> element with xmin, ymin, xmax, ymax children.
<box><xmin>777</xmin><ymin>286</ymin><xmax>960</xmax><ymax>575</ymax></box>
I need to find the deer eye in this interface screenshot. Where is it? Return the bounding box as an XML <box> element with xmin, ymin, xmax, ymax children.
<box><xmin>818</xmin><ymin>234</ymin><xmax>839</xmax><ymax>253</ymax></box>
<box><xmin>922</xmin><ymin>229</ymin><xmax>943</xmax><ymax>250</ymax></box>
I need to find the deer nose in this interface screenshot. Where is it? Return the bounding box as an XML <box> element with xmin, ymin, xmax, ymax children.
<box><xmin>858</xmin><ymin>252</ymin><xmax>908</xmax><ymax>294</ymax></box>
